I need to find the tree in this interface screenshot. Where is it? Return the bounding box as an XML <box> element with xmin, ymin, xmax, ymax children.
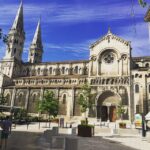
<box><xmin>138</xmin><ymin>0</ymin><xmax>147</xmax><ymax>7</ymax></box>
<box><xmin>116</xmin><ymin>102</ymin><xmax>126</xmax><ymax>120</ymax></box>
<box><xmin>36</xmin><ymin>90</ymin><xmax>59</xmax><ymax>127</ymax></box>
<box><xmin>78</xmin><ymin>83</ymin><xmax>93</xmax><ymax>123</ymax></box>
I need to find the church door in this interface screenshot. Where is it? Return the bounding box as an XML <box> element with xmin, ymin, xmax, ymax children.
<box><xmin>109</xmin><ymin>106</ymin><xmax>117</xmax><ymax>122</ymax></box>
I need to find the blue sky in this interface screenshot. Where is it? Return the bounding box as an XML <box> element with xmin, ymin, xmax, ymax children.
<box><xmin>0</xmin><ymin>0</ymin><xmax>150</xmax><ymax>62</ymax></box>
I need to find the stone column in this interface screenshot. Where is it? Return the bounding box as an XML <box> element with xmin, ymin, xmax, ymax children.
<box><xmin>107</xmin><ymin>106</ymin><xmax>110</xmax><ymax>122</ymax></box>
<box><xmin>11</xmin><ymin>88</ymin><xmax>16</xmax><ymax>108</ymax></box>
<box><xmin>40</xmin><ymin>87</ymin><xmax>44</xmax><ymax>101</ymax></box>
<box><xmin>90</xmin><ymin>60</ymin><xmax>93</xmax><ymax>76</ymax></box>
<box><xmin>117</xmin><ymin>60</ymin><xmax>120</xmax><ymax>75</ymax></box>
<box><xmin>98</xmin><ymin>61</ymin><xmax>101</xmax><ymax>76</ymax></box>
<box><xmin>127</xmin><ymin>86</ymin><xmax>133</xmax><ymax>121</ymax></box>
<box><xmin>25</xmin><ymin>88</ymin><xmax>30</xmax><ymax>109</ymax></box>
<box><xmin>70</xmin><ymin>87</ymin><xmax>75</xmax><ymax>116</ymax></box>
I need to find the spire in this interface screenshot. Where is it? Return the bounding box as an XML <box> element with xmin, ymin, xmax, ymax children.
<box><xmin>11</xmin><ymin>1</ymin><xmax>24</xmax><ymax>32</ymax></box>
<box><xmin>107</xmin><ymin>27</ymin><xmax>112</xmax><ymax>35</ymax></box>
<box><xmin>31</xmin><ymin>19</ymin><xmax>42</xmax><ymax>48</ymax></box>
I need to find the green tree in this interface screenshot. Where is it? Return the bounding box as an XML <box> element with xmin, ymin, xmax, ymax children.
<box><xmin>37</xmin><ymin>90</ymin><xmax>59</xmax><ymax>120</ymax></box>
<box><xmin>116</xmin><ymin>102</ymin><xmax>126</xmax><ymax>120</ymax></box>
<box><xmin>138</xmin><ymin>0</ymin><xmax>147</xmax><ymax>7</ymax></box>
<box><xmin>78</xmin><ymin>84</ymin><xmax>93</xmax><ymax>122</ymax></box>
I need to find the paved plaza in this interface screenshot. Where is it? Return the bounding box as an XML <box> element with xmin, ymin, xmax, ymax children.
<box><xmin>1</xmin><ymin>122</ymin><xmax>149</xmax><ymax>150</ymax></box>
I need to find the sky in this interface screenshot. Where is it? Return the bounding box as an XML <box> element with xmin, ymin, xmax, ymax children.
<box><xmin>0</xmin><ymin>0</ymin><xmax>150</xmax><ymax>62</ymax></box>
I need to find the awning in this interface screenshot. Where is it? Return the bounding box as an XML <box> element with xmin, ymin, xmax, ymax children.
<box><xmin>145</xmin><ymin>112</ymin><xmax>150</xmax><ymax>120</ymax></box>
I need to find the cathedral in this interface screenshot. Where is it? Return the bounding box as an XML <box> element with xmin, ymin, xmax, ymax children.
<box><xmin>0</xmin><ymin>3</ymin><xmax>150</xmax><ymax>122</ymax></box>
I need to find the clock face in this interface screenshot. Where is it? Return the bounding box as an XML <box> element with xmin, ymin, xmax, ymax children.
<box><xmin>103</xmin><ymin>52</ymin><xmax>115</xmax><ymax>64</ymax></box>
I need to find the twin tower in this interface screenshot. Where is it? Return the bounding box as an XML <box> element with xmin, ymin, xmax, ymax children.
<box><xmin>4</xmin><ymin>2</ymin><xmax>43</xmax><ymax>63</ymax></box>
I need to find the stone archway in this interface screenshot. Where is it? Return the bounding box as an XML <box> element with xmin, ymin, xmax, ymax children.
<box><xmin>96</xmin><ymin>91</ymin><xmax>121</xmax><ymax>122</ymax></box>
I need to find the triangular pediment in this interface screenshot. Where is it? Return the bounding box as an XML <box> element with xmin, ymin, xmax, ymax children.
<box><xmin>90</xmin><ymin>30</ymin><xmax>131</xmax><ymax>49</ymax></box>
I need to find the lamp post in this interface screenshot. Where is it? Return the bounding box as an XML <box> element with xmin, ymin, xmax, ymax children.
<box><xmin>142</xmin><ymin>113</ymin><xmax>146</xmax><ymax>137</ymax></box>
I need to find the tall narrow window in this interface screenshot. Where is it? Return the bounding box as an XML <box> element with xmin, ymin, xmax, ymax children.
<box><xmin>74</xmin><ymin>66</ymin><xmax>78</xmax><ymax>74</ymax></box>
<box><xmin>37</xmin><ymin>68</ymin><xmax>40</xmax><ymax>75</ymax></box>
<box><xmin>135</xmin><ymin>84</ymin><xmax>139</xmax><ymax>93</ymax></box>
<box><xmin>49</xmin><ymin>67</ymin><xmax>52</xmax><ymax>74</ymax></box>
<box><xmin>62</xmin><ymin>94</ymin><xmax>66</xmax><ymax>104</ymax></box>
<box><xmin>146</xmin><ymin>63</ymin><xmax>149</xmax><ymax>68</ymax></box>
<box><xmin>32</xmin><ymin>94</ymin><xmax>36</xmax><ymax>102</ymax></box>
<box><xmin>62</xmin><ymin>67</ymin><xmax>65</xmax><ymax>74</ymax></box>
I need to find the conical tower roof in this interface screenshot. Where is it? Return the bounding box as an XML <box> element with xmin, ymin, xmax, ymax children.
<box><xmin>11</xmin><ymin>2</ymin><xmax>24</xmax><ymax>32</ymax></box>
<box><xmin>31</xmin><ymin>19</ymin><xmax>42</xmax><ymax>48</ymax></box>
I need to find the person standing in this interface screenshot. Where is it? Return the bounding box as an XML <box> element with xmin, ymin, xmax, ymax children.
<box><xmin>0</xmin><ymin>116</ymin><xmax>12</xmax><ymax>149</ymax></box>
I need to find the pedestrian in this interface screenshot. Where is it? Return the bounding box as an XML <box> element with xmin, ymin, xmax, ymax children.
<box><xmin>0</xmin><ymin>116</ymin><xmax>12</xmax><ymax>149</ymax></box>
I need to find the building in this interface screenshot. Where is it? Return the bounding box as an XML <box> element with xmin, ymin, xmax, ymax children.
<box><xmin>0</xmin><ymin>3</ymin><xmax>150</xmax><ymax>122</ymax></box>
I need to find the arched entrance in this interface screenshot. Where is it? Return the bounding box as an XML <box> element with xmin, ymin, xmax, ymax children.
<box><xmin>96</xmin><ymin>91</ymin><xmax>121</xmax><ymax>122</ymax></box>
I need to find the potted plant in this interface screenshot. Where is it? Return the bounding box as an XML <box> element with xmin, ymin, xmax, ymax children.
<box><xmin>78</xmin><ymin>118</ymin><xmax>94</xmax><ymax>137</ymax></box>
<box><xmin>117</xmin><ymin>102</ymin><xmax>127</xmax><ymax>128</ymax></box>
<box><xmin>77</xmin><ymin>84</ymin><xmax>94</xmax><ymax>137</ymax></box>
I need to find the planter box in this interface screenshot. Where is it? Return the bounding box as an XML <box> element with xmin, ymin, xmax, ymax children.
<box><xmin>119</xmin><ymin>123</ymin><xmax>126</xmax><ymax>128</ymax></box>
<box><xmin>78</xmin><ymin>125</ymin><xmax>94</xmax><ymax>137</ymax></box>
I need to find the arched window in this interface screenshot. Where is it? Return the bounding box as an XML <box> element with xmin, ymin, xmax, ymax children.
<box><xmin>74</xmin><ymin>66</ymin><xmax>78</xmax><ymax>74</ymax></box>
<box><xmin>37</xmin><ymin>68</ymin><xmax>40</xmax><ymax>75</ymax></box>
<box><xmin>62</xmin><ymin>67</ymin><xmax>65</xmax><ymax>74</ymax></box>
<box><xmin>49</xmin><ymin>67</ymin><xmax>52</xmax><ymax>74</ymax></box>
<box><xmin>5</xmin><ymin>94</ymin><xmax>10</xmax><ymax>105</ymax></box>
<box><xmin>26</xmin><ymin>68</ymin><xmax>30</xmax><ymax>76</ymax></box>
<box><xmin>145</xmin><ymin>63</ymin><xmax>149</xmax><ymax>68</ymax></box>
<box><xmin>14</xmin><ymin>48</ymin><xmax>16</xmax><ymax>54</ymax></box>
<box><xmin>135</xmin><ymin>84</ymin><xmax>139</xmax><ymax>93</ymax></box>
<box><xmin>135</xmin><ymin>64</ymin><xmax>139</xmax><ymax>68</ymax></box>
<box><xmin>18</xmin><ymin>94</ymin><xmax>23</xmax><ymax>104</ymax></box>
<box><xmin>62</xmin><ymin>94</ymin><xmax>66</xmax><ymax>104</ymax></box>
<box><xmin>32</xmin><ymin>94</ymin><xmax>36</xmax><ymax>102</ymax></box>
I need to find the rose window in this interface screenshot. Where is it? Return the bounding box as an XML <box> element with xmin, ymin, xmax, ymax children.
<box><xmin>103</xmin><ymin>53</ymin><xmax>115</xmax><ymax>64</ymax></box>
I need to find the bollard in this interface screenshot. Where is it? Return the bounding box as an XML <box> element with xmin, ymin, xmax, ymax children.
<box><xmin>72</xmin><ymin>127</ymin><xmax>77</xmax><ymax>135</ymax></box>
<box><xmin>52</xmin><ymin>127</ymin><xmax>59</xmax><ymax>135</ymax></box>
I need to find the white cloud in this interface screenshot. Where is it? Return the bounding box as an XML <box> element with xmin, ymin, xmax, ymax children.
<box><xmin>0</xmin><ymin>2</ymin><xmax>147</xmax><ymax>26</ymax></box>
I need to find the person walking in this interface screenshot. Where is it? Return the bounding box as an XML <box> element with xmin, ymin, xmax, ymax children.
<box><xmin>0</xmin><ymin>116</ymin><xmax>12</xmax><ymax>149</ymax></box>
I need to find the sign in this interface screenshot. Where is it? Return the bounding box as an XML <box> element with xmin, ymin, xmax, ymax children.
<box><xmin>147</xmin><ymin>121</ymin><xmax>150</xmax><ymax>128</ymax></box>
<box><xmin>134</xmin><ymin>114</ymin><xmax>142</xmax><ymax>128</ymax></box>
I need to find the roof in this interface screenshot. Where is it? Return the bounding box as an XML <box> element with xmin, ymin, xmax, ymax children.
<box><xmin>132</xmin><ymin>56</ymin><xmax>150</xmax><ymax>61</ymax></box>
<box><xmin>23</xmin><ymin>60</ymin><xmax>89</xmax><ymax>66</ymax></box>
<box><xmin>90</xmin><ymin>29</ymin><xmax>131</xmax><ymax>48</ymax></box>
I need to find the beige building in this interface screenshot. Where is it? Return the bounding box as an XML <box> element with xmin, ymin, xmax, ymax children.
<box><xmin>0</xmin><ymin>3</ymin><xmax>150</xmax><ymax>122</ymax></box>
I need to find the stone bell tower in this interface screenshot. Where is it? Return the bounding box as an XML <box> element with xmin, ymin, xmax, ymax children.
<box><xmin>3</xmin><ymin>2</ymin><xmax>25</xmax><ymax>61</ymax></box>
<box><xmin>28</xmin><ymin>19</ymin><xmax>43</xmax><ymax>63</ymax></box>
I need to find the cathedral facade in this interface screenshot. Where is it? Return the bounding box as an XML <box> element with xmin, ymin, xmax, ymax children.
<box><xmin>0</xmin><ymin>3</ymin><xmax>150</xmax><ymax>122</ymax></box>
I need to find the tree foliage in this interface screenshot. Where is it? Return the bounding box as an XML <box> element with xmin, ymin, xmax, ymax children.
<box><xmin>138</xmin><ymin>0</ymin><xmax>147</xmax><ymax>7</ymax></box>
<box><xmin>116</xmin><ymin>102</ymin><xmax>126</xmax><ymax>120</ymax></box>
<box><xmin>36</xmin><ymin>91</ymin><xmax>59</xmax><ymax>118</ymax></box>
<box><xmin>78</xmin><ymin>84</ymin><xmax>93</xmax><ymax>113</ymax></box>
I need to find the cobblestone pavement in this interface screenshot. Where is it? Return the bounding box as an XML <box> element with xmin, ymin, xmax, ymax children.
<box><xmin>7</xmin><ymin>131</ymin><xmax>50</xmax><ymax>150</ymax></box>
<box><xmin>6</xmin><ymin>131</ymin><xmax>138</xmax><ymax>150</ymax></box>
